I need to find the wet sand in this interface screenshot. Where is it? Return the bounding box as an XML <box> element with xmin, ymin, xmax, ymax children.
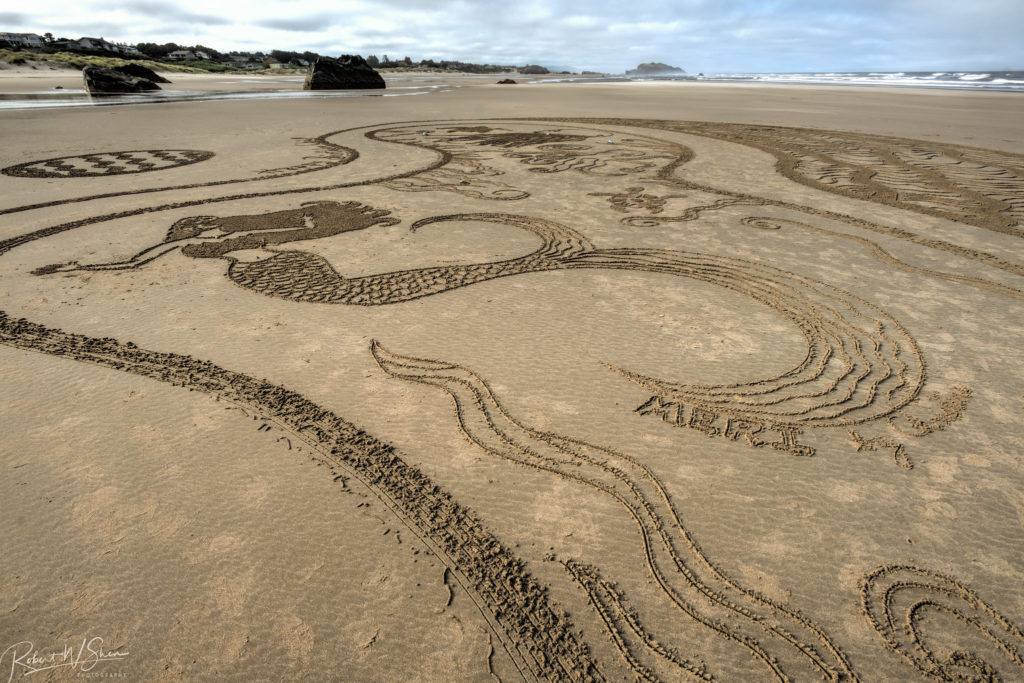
<box><xmin>1</xmin><ymin>72</ymin><xmax>1023</xmax><ymax>681</ymax></box>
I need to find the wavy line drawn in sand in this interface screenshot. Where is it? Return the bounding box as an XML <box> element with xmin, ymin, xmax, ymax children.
<box><xmin>370</xmin><ymin>340</ymin><xmax>858</xmax><ymax>681</ymax></box>
<box><xmin>562</xmin><ymin>559</ymin><xmax>713</xmax><ymax>681</ymax></box>
<box><xmin>861</xmin><ymin>565</ymin><xmax>1024</xmax><ymax>681</ymax></box>
<box><xmin>255</xmin><ymin>135</ymin><xmax>361</xmax><ymax>177</ymax></box>
<box><xmin>0</xmin><ymin>312</ymin><xmax>601</xmax><ymax>683</ymax></box>
<box><xmin>2</xmin><ymin>149</ymin><xmax>215</xmax><ymax>178</ymax></box>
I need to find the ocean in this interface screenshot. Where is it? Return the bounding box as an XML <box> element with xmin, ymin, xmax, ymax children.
<box><xmin>550</xmin><ymin>70</ymin><xmax>1024</xmax><ymax>92</ymax></box>
<box><xmin>2</xmin><ymin>70</ymin><xmax>1021</xmax><ymax>110</ymax></box>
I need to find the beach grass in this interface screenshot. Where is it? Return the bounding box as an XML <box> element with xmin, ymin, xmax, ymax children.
<box><xmin>0</xmin><ymin>49</ymin><xmax>301</xmax><ymax>74</ymax></box>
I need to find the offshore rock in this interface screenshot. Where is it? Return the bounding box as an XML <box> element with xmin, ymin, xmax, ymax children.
<box><xmin>82</xmin><ymin>65</ymin><xmax>162</xmax><ymax>94</ymax></box>
<box><xmin>114</xmin><ymin>63</ymin><xmax>171</xmax><ymax>84</ymax></box>
<box><xmin>304</xmin><ymin>55</ymin><xmax>385</xmax><ymax>90</ymax></box>
<box><xmin>625</xmin><ymin>62</ymin><xmax>686</xmax><ymax>76</ymax></box>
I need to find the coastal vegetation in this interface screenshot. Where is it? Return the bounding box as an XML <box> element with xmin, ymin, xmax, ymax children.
<box><xmin>0</xmin><ymin>49</ymin><xmax>243</xmax><ymax>73</ymax></box>
<box><xmin>0</xmin><ymin>34</ymin><xmax>564</xmax><ymax>75</ymax></box>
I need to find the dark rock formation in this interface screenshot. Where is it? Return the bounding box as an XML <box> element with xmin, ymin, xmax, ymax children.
<box><xmin>114</xmin><ymin>63</ymin><xmax>171</xmax><ymax>84</ymax></box>
<box><xmin>304</xmin><ymin>55</ymin><xmax>385</xmax><ymax>90</ymax></box>
<box><xmin>626</xmin><ymin>62</ymin><xmax>686</xmax><ymax>77</ymax></box>
<box><xmin>82</xmin><ymin>65</ymin><xmax>162</xmax><ymax>94</ymax></box>
<box><xmin>519</xmin><ymin>64</ymin><xmax>549</xmax><ymax>74</ymax></box>
<box><xmin>497</xmin><ymin>78</ymin><xmax>517</xmax><ymax>84</ymax></box>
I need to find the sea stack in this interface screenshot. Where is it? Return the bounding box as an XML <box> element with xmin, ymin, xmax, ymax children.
<box><xmin>82</xmin><ymin>65</ymin><xmax>162</xmax><ymax>94</ymax></box>
<box><xmin>113</xmin><ymin>63</ymin><xmax>171</xmax><ymax>84</ymax></box>
<box><xmin>625</xmin><ymin>62</ymin><xmax>686</xmax><ymax>76</ymax></box>
<box><xmin>304</xmin><ymin>55</ymin><xmax>385</xmax><ymax>90</ymax></box>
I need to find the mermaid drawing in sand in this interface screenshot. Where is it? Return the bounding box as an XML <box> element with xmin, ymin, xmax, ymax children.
<box><xmin>35</xmin><ymin>199</ymin><xmax>929</xmax><ymax>438</ymax></box>
<box><xmin>34</xmin><ymin>200</ymin><xmax>400</xmax><ymax>276</ymax></box>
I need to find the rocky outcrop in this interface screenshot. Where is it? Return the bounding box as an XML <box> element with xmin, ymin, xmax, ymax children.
<box><xmin>304</xmin><ymin>55</ymin><xmax>385</xmax><ymax>90</ymax></box>
<box><xmin>82</xmin><ymin>65</ymin><xmax>162</xmax><ymax>94</ymax></box>
<box><xmin>625</xmin><ymin>62</ymin><xmax>686</xmax><ymax>76</ymax></box>
<box><xmin>496</xmin><ymin>78</ymin><xmax>517</xmax><ymax>84</ymax></box>
<box><xmin>114</xmin><ymin>63</ymin><xmax>171</xmax><ymax>84</ymax></box>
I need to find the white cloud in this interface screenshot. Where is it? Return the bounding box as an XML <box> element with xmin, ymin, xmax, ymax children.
<box><xmin>4</xmin><ymin>0</ymin><xmax>1022</xmax><ymax>72</ymax></box>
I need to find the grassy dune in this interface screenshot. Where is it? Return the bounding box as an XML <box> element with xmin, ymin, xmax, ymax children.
<box><xmin>0</xmin><ymin>49</ymin><xmax>293</xmax><ymax>74</ymax></box>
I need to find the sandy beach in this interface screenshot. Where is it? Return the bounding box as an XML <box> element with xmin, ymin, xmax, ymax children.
<box><xmin>1</xmin><ymin>70</ymin><xmax>1023</xmax><ymax>681</ymax></box>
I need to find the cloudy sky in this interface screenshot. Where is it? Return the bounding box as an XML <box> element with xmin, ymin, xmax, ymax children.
<box><xmin>3</xmin><ymin>0</ymin><xmax>1022</xmax><ymax>73</ymax></box>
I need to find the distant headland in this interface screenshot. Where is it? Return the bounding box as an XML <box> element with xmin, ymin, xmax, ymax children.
<box><xmin>625</xmin><ymin>62</ymin><xmax>686</xmax><ymax>76</ymax></box>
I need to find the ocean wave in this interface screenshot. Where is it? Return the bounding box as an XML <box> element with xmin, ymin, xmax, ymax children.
<box><xmin>552</xmin><ymin>70</ymin><xmax>1024</xmax><ymax>92</ymax></box>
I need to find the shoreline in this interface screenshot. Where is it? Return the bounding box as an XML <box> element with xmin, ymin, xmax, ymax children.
<box><xmin>3</xmin><ymin>72</ymin><xmax>1022</xmax><ymax>153</ymax></box>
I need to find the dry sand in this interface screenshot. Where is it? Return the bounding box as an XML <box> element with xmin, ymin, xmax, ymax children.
<box><xmin>1</xmin><ymin>71</ymin><xmax>1023</xmax><ymax>681</ymax></box>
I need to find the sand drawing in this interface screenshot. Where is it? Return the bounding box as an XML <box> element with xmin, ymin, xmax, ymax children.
<box><xmin>888</xmin><ymin>386</ymin><xmax>974</xmax><ymax>437</ymax></box>
<box><xmin>847</xmin><ymin>432</ymin><xmax>913</xmax><ymax>470</ymax></box>
<box><xmin>38</xmin><ymin>202</ymin><xmax>946</xmax><ymax>461</ymax></box>
<box><xmin>0</xmin><ymin>312</ymin><xmax>601</xmax><ymax>682</ymax></box>
<box><xmin>737</xmin><ymin>217</ymin><xmax>1024</xmax><ymax>301</ymax></box>
<box><xmin>24</xmin><ymin>120</ymin><xmax>998</xmax><ymax>470</ymax></box>
<box><xmin>696</xmin><ymin>124</ymin><xmax>1024</xmax><ymax>237</ymax></box>
<box><xmin>539</xmin><ymin>118</ymin><xmax>1024</xmax><ymax>236</ymax></box>
<box><xmin>589</xmin><ymin>186</ymin><xmax>688</xmax><ymax>215</ymax></box>
<box><xmin>0</xmin><ymin>133</ymin><xmax>359</xmax><ymax>218</ymax></box>
<box><xmin>1</xmin><ymin>149</ymin><xmax>215</xmax><ymax>178</ymax></box>
<box><xmin>861</xmin><ymin>565</ymin><xmax>1024</xmax><ymax>681</ymax></box>
<box><xmin>371</xmin><ymin>124</ymin><xmax>687</xmax><ymax>177</ymax></box>
<box><xmin>370</xmin><ymin>341</ymin><xmax>857</xmax><ymax>681</ymax></box>
<box><xmin>374</xmin><ymin>127</ymin><xmax>531</xmax><ymax>200</ymax></box>
<box><xmin>3</xmin><ymin>117</ymin><xmax>1023</xmax><ymax>680</ymax></box>
<box><xmin>33</xmin><ymin>200</ymin><xmax>400</xmax><ymax>276</ymax></box>
<box><xmin>562</xmin><ymin>559</ymin><xmax>713</xmax><ymax>681</ymax></box>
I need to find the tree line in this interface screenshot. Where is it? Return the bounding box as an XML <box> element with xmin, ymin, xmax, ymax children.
<box><xmin>2</xmin><ymin>34</ymin><xmax>556</xmax><ymax>73</ymax></box>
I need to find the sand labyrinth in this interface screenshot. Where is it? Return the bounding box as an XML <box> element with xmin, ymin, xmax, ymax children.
<box><xmin>2</xmin><ymin>118</ymin><xmax>1022</xmax><ymax>681</ymax></box>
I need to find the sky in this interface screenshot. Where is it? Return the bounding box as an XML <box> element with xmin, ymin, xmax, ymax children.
<box><xmin>3</xmin><ymin>0</ymin><xmax>1023</xmax><ymax>73</ymax></box>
